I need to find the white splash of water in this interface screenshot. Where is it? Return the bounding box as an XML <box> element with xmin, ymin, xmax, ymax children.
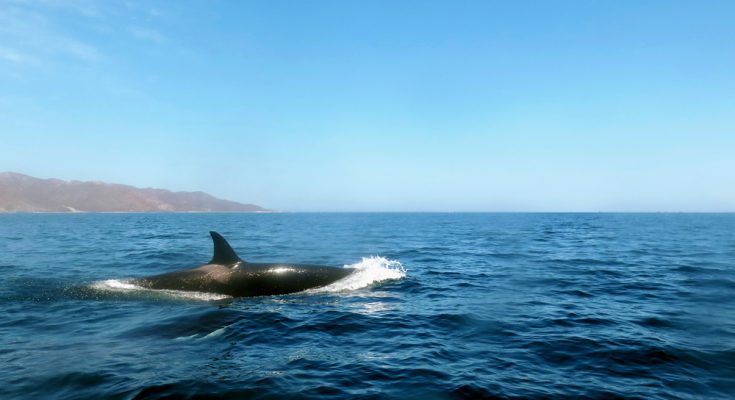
<box><xmin>91</xmin><ymin>279</ymin><xmax>140</xmax><ymax>291</ymax></box>
<box><xmin>90</xmin><ymin>279</ymin><xmax>231</xmax><ymax>301</ymax></box>
<box><xmin>308</xmin><ymin>256</ymin><xmax>406</xmax><ymax>294</ymax></box>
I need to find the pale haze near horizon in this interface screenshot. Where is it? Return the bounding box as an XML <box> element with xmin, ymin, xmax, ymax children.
<box><xmin>1</xmin><ymin>1</ymin><xmax>733</xmax><ymax>212</ymax></box>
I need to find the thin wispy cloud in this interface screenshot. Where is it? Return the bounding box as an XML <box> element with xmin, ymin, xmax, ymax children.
<box><xmin>0</xmin><ymin>0</ymin><xmax>179</xmax><ymax>122</ymax></box>
<box><xmin>33</xmin><ymin>0</ymin><xmax>105</xmax><ymax>17</ymax></box>
<box><xmin>0</xmin><ymin>1</ymin><xmax>102</xmax><ymax>67</ymax></box>
<box><xmin>0</xmin><ymin>0</ymin><xmax>174</xmax><ymax>72</ymax></box>
<box><xmin>128</xmin><ymin>26</ymin><xmax>166</xmax><ymax>45</ymax></box>
<box><xmin>0</xmin><ymin>47</ymin><xmax>27</xmax><ymax>64</ymax></box>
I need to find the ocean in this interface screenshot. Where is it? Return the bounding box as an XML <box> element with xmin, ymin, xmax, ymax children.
<box><xmin>0</xmin><ymin>213</ymin><xmax>733</xmax><ymax>399</ymax></box>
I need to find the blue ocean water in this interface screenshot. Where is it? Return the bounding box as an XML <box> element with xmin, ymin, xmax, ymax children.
<box><xmin>0</xmin><ymin>213</ymin><xmax>733</xmax><ymax>399</ymax></box>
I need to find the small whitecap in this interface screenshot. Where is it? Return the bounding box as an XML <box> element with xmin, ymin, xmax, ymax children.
<box><xmin>173</xmin><ymin>333</ymin><xmax>200</xmax><ymax>341</ymax></box>
<box><xmin>203</xmin><ymin>325</ymin><xmax>230</xmax><ymax>338</ymax></box>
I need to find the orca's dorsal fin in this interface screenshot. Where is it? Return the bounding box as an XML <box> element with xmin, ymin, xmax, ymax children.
<box><xmin>209</xmin><ymin>231</ymin><xmax>243</xmax><ymax>265</ymax></box>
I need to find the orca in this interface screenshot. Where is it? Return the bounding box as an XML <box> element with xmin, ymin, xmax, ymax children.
<box><xmin>134</xmin><ymin>231</ymin><xmax>355</xmax><ymax>297</ymax></box>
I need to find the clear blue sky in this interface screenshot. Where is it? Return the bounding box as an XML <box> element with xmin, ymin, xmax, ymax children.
<box><xmin>1</xmin><ymin>1</ymin><xmax>733</xmax><ymax>211</ymax></box>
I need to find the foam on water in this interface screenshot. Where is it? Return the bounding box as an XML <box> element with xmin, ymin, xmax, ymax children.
<box><xmin>92</xmin><ymin>279</ymin><xmax>140</xmax><ymax>291</ymax></box>
<box><xmin>308</xmin><ymin>256</ymin><xmax>407</xmax><ymax>293</ymax></box>
<box><xmin>90</xmin><ymin>279</ymin><xmax>232</xmax><ymax>301</ymax></box>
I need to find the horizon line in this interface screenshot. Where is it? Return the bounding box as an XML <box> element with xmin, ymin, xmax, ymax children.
<box><xmin>1</xmin><ymin>211</ymin><xmax>733</xmax><ymax>214</ymax></box>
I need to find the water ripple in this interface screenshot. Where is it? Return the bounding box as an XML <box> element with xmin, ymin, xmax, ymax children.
<box><xmin>0</xmin><ymin>213</ymin><xmax>733</xmax><ymax>399</ymax></box>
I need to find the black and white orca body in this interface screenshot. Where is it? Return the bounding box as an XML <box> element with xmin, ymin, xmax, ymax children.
<box><xmin>134</xmin><ymin>232</ymin><xmax>354</xmax><ymax>297</ymax></box>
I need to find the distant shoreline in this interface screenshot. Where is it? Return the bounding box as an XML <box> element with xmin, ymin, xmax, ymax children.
<box><xmin>0</xmin><ymin>172</ymin><xmax>269</xmax><ymax>213</ymax></box>
<box><xmin>0</xmin><ymin>210</ymin><xmax>280</xmax><ymax>214</ymax></box>
<box><xmin>1</xmin><ymin>211</ymin><xmax>732</xmax><ymax>214</ymax></box>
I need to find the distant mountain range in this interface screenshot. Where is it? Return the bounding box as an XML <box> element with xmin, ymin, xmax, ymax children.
<box><xmin>0</xmin><ymin>172</ymin><xmax>268</xmax><ymax>213</ymax></box>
